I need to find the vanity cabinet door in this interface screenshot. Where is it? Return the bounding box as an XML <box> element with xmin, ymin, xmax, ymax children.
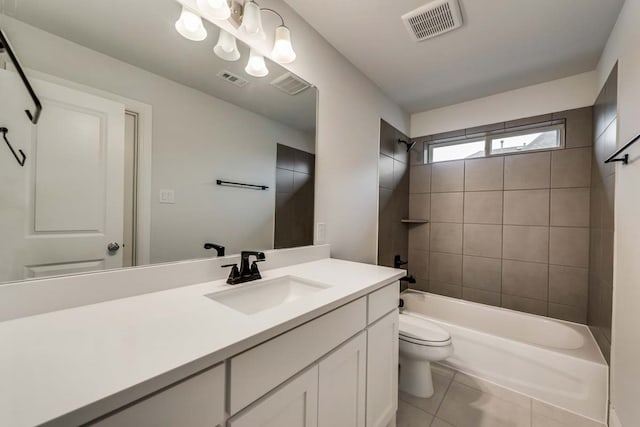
<box><xmin>366</xmin><ymin>310</ymin><xmax>399</xmax><ymax>427</ymax></box>
<box><xmin>229</xmin><ymin>366</ymin><xmax>318</xmax><ymax>427</ymax></box>
<box><xmin>92</xmin><ymin>364</ymin><xmax>225</xmax><ymax>427</ymax></box>
<box><xmin>318</xmin><ymin>332</ymin><xmax>366</xmax><ymax>427</ymax></box>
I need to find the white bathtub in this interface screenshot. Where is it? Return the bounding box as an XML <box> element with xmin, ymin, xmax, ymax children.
<box><xmin>401</xmin><ymin>290</ymin><xmax>608</xmax><ymax>423</ymax></box>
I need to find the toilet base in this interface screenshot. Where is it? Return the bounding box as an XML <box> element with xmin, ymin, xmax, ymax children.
<box><xmin>399</xmin><ymin>356</ymin><xmax>434</xmax><ymax>398</ymax></box>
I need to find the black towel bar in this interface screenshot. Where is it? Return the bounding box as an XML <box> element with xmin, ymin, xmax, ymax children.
<box><xmin>605</xmin><ymin>133</ymin><xmax>640</xmax><ymax>165</ymax></box>
<box><xmin>216</xmin><ymin>179</ymin><xmax>269</xmax><ymax>190</ymax></box>
<box><xmin>0</xmin><ymin>28</ymin><xmax>42</xmax><ymax>125</ymax></box>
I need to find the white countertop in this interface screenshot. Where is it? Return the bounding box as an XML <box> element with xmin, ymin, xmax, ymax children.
<box><xmin>0</xmin><ymin>258</ymin><xmax>404</xmax><ymax>427</ymax></box>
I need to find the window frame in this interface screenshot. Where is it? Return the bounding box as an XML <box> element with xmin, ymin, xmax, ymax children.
<box><xmin>426</xmin><ymin>122</ymin><xmax>565</xmax><ymax>164</ymax></box>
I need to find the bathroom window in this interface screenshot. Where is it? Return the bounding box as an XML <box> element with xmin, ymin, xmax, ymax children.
<box><xmin>426</xmin><ymin>122</ymin><xmax>564</xmax><ymax>163</ymax></box>
<box><xmin>489</xmin><ymin>125</ymin><xmax>563</xmax><ymax>155</ymax></box>
<box><xmin>429</xmin><ymin>139</ymin><xmax>485</xmax><ymax>163</ymax></box>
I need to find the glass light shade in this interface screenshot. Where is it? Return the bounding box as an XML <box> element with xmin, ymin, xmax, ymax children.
<box><xmin>245</xmin><ymin>49</ymin><xmax>269</xmax><ymax>77</ymax></box>
<box><xmin>271</xmin><ymin>26</ymin><xmax>296</xmax><ymax>64</ymax></box>
<box><xmin>213</xmin><ymin>29</ymin><xmax>240</xmax><ymax>61</ymax></box>
<box><xmin>240</xmin><ymin>1</ymin><xmax>266</xmax><ymax>39</ymax></box>
<box><xmin>175</xmin><ymin>7</ymin><xmax>207</xmax><ymax>41</ymax></box>
<box><xmin>196</xmin><ymin>0</ymin><xmax>231</xmax><ymax>20</ymax></box>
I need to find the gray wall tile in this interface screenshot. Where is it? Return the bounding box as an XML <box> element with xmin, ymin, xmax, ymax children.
<box><xmin>430</xmin><ymin>281</ymin><xmax>462</xmax><ymax>298</ymax></box>
<box><xmin>379</xmin><ymin>153</ymin><xmax>394</xmax><ymax>189</ymax></box>
<box><xmin>551</xmin><ymin>148</ymin><xmax>592</xmax><ymax>188</ymax></box>
<box><xmin>503</xmin><ymin>189</ymin><xmax>550</xmax><ymax>226</ymax></box>
<box><xmin>462</xmin><ymin>287</ymin><xmax>501</xmax><ymax>307</ymax></box>
<box><xmin>431</xmin><ymin>223</ymin><xmax>463</xmax><ymax>254</ymax></box>
<box><xmin>549</xmin><ymin>265</ymin><xmax>588</xmax><ymax>307</ymax></box>
<box><xmin>504</xmin><ymin>152</ymin><xmax>551</xmax><ymax>190</ymax></box>
<box><xmin>463</xmin><ymin>224</ymin><xmax>502</xmax><ymax>258</ymax></box>
<box><xmin>408</xmin><ymin>249</ymin><xmax>430</xmax><ymax>280</ymax></box>
<box><xmin>464</xmin><ymin>157</ymin><xmax>504</xmax><ymax>191</ymax></box>
<box><xmin>462</xmin><ymin>256</ymin><xmax>501</xmax><ymax>292</ymax></box>
<box><xmin>431</xmin><ymin>192</ymin><xmax>464</xmax><ymax>222</ymax></box>
<box><xmin>431</xmin><ymin>161</ymin><xmax>465</xmax><ymax>192</ymax></box>
<box><xmin>409</xmin><ymin>194</ymin><xmax>430</xmax><ymax>219</ymax></box>
<box><xmin>503</xmin><ymin>226</ymin><xmax>549</xmax><ymax>263</ymax></box>
<box><xmin>550</xmin><ymin>188</ymin><xmax>590</xmax><ymax>227</ymax></box>
<box><xmin>550</xmin><ymin>227</ymin><xmax>589</xmax><ymax>268</ymax></box>
<box><xmin>464</xmin><ymin>191</ymin><xmax>503</xmax><ymax>224</ymax></box>
<box><xmin>502</xmin><ymin>294</ymin><xmax>547</xmax><ymax>316</ymax></box>
<box><xmin>502</xmin><ymin>260</ymin><xmax>549</xmax><ymax>300</ymax></box>
<box><xmin>548</xmin><ymin>303</ymin><xmax>587</xmax><ymax>323</ymax></box>
<box><xmin>410</xmin><ymin>164</ymin><xmax>432</xmax><ymax>193</ymax></box>
<box><xmin>408</xmin><ymin>223</ymin><xmax>430</xmax><ymax>251</ymax></box>
<box><xmin>505</xmin><ymin>114</ymin><xmax>552</xmax><ymax>128</ymax></box>
<box><xmin>554</xmin><ymin>107</ymin><xmax>593</xmax><ymax>148</ymax></box>
<box><xmin>430</xmin><ymin>252</ymin><xmax>463</xmax><ymax>285</ymax></box>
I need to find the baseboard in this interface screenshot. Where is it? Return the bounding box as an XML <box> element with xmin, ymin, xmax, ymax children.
<box><xmin>609</xmin><ymin>404</ymin><xmax>622</xmax><ymax>427</ymax></box>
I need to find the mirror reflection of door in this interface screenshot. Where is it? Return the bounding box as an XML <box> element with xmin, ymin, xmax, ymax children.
<box><xmin>0</xmin><ymin>70</ymin><xmax>125</xmax><ymax>282</ymax></box>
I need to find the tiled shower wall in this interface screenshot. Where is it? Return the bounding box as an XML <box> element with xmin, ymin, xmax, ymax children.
<box><xmin>378</xmin><ymin>120</ymin><xmax>410</xmax><ymax>268</ymax></box>
<box><xmin>588</xmin><ymin>64</ymin><xmax>617</xmax><ymax>361</ymax></box>
<box><xmin>407</xmin><ymin>107</ymin><xmax>594</xmax><ymax>323</ymax></box>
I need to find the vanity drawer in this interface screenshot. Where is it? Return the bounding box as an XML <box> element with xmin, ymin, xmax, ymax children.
<box><xmin>367</xmin><ymin>281</ymin><xmax>399</xmax><ymax>324</ymax></box>
<box><xmin>229</xmin><ymin>297</ymin><xmax>367</xmax><ymax>414</ymax></box>
<box><xmin>93</xmin><ymin>363</ymin><xmax>225</xmax><ymax>427</ymax></box>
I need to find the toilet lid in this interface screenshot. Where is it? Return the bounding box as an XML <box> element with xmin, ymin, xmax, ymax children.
<box><xmin>399</xmin><ymin>313</ymin><xmax>451</xmax><ymax>345</ymax></box>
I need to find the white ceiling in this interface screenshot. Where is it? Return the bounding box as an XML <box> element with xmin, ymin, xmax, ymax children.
<box><xmin>284</xmin><ymin>0</ymin><xmax>624</xmax><ymax>113</ymax></box>
<box><xmin>3</xmin><ymin>0</ymin><xmax>317</xmax><ymax>132</ymax></box>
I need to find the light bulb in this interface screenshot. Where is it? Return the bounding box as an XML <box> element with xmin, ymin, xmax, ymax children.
<box><xmin>245</xmin><ymin>49</ymin><xmax>269</xmax><ymax>77</ymax></box>
<box><xmin>240</xmin><ymin>1</ymin><xmax>266</xmax><ymax>39</ymax></box>
<box><xmin>196</xmin><ymin>0</ymin><xmax>231</xmax><ymax>20</ymax></box>
<box><xmin>271</xmin><ymin>26</ymin><xmax>296</xmax><ymax>64</ymax></box>
<box><xmin>175</xmin><ymin>7</ymin><xmax>207</xmax><ymax>41</ymax></box>
<box><xmin>214</xmin><ymin>30</ymin><xmax>240</xmax><ymax>61</ymax></box>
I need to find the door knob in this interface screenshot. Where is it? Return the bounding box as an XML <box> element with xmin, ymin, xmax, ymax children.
<box><xmin>107</xmin><ymin>242</ymin><xmax>120</xmax><ymax>253</ymax></box>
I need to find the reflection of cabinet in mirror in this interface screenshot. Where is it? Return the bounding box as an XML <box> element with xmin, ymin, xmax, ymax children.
<box><xmin>274</xmin><ymin>144</ymin><xmax>315</xmax><ymax>249</ymax></box>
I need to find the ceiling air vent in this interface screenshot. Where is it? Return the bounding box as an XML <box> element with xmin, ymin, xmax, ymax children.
<box><xmin>402</xmin><ymin>0</ymin><xmax>463</xmax><ymax>42</ymax></box>
<box><xmin>217</xmin><ymin>70</ymin><xmax>248</xmax><ymax>88</ymax></box>
<box><xmin>270</xmin><ymin>72</ymin><xmax>311</xmax><ymax>96</ymax></box>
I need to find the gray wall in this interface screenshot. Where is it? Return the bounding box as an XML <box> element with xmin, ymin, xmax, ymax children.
<box><xmin>589</xmin><ymin>64</ymin><xmax>617</xmax><ymax>362</ymax></box>
<box><xmin>407</xmin><ymin>108</ymin><xmax>594</xmax><ymax>323</ymax></box>
<box><xmin>378</xmin><ymin>120</ymin><xmax>409</xmax><ymax>268</ymax></box>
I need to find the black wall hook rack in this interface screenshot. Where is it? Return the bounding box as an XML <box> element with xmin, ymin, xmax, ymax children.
<box><xmin>605</xmin><ymin>133</ymin><xmax>640</xmax><ymax>165</ymax></box>
<box><xmin>1</xmin><ymin>127</ymin><xmax>26</xmax><ymax>167</ymax></box>
<box><xmin>0</xmin><ymin>28</ymin><xmax>42</xmax><ymax>125</ymax></box>
<box><xmin>216</xmin><ymin>179</ymin><xmax>269</xmax><ymax>190</ymax></box>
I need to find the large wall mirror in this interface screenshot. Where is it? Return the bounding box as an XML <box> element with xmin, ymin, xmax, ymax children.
<box><xmin>0</xmin><ymin>0</ymin><xmax>317</xmax><ymax>285</ymax></box>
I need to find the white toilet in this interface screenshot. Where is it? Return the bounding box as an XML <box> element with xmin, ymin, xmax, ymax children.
<box><xmin>398</xmin><ymin>313</ymin><xmax>453</xmax><ymax>398</ymax></box>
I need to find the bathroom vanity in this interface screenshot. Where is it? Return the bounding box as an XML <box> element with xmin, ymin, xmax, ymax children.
<box><xmin>0</xmin><ymin>253</ymin><xmax>403</xmax><ymax>427</ymax></box>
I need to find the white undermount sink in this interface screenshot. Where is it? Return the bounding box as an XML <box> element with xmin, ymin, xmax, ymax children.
<box><xmin>205</xmin><ymin>275</ymin><xmax>331</xmax><ymax>315</ymax></box>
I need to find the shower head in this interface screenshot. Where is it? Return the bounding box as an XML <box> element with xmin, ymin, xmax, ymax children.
<box><xmin>398</xmin><ymin>139</ymin><xmax>417</xmax><ymax>152</ymax></box>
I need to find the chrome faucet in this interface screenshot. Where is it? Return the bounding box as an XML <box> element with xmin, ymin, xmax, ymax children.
<box><xmin>222</xmin><ymin>251</ymin><xmax>266</xmax><ymax>285</ymax></box>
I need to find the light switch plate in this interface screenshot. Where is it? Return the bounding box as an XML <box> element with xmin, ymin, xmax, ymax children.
<box><xmin>159</xmin><ymin>189</ymin><xmax>175</xmax><ymax>204</ymax></box>
<box><xmin>316</xmin><ymin>222</ymin><xmax>326</xmax><ymax>243</ymax></box>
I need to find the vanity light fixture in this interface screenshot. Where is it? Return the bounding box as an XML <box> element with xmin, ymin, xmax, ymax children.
<box><xmin>245</xmin><ymin>48</ymin><xmax>269</xmax><ymax>77</ymax></box>
<box><xmin>214</xmin><ymin>29</ymin><xmax>241</xmax><ymax>61</ymax></box>
<box><xmin>175</xmin><ymin>6</ymin><xmax>208</xmax><ymax>41</ymax></box>
<box><xmin>196</xmin><ymin>0</ymin><xmax>231</xmax><ymax>20</ymax></box>
<box><xmin>271</xmin><ymin>25</ymin><xmax>296</xmax><ymax>64</ymax></box>
<box><xmin>239</xmin><ymin>0</ymin><xmax>266</xmax><ymax>39</ymax></box>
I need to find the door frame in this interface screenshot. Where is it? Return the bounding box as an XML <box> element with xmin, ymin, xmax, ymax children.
<box><xmin>27</xmin><ymin>69</ymin><xmax>153</xmax><ymax>265</ymax></box>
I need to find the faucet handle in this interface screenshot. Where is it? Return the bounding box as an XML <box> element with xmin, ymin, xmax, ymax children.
<box><xmin>221</xmin><ymin>263</ymin><xmax>240</xmax><ymax>284</ymax></box>
<box><xmin>250</xmin><ymin>259</ymin><xmax>265</xmax><ymax>277</ymax></box>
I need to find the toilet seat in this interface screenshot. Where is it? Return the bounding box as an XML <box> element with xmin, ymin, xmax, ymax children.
<box><xmin>399</xmin><ymin>313</ymin><xmax>452</xmax><ymax>347</ymax></box>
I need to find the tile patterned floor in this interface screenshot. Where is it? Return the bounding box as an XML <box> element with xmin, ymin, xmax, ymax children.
<box><xmin>397</xmin><ymin>364</ymin><xmax>607</xmax><ymax>427</ymax></box>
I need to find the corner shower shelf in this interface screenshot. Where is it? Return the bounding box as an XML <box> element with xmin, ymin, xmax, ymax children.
<box><xmin>401</xmin><ymin>219</ymin><xmax>429</xmax><ymax>224</ymax></box>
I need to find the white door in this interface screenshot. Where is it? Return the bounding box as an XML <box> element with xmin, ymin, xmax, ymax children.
<box><xmin>0</xmin><ymin>69</ymin><xmax>125</xmax><ymax>282</ymax></box>
<box><xmin>318</xmin><ymin>332</ymin><xmax>367</xmax><ymax>427</ymax></box>
<box><xmin>229</xmin><ymin>366</ymin><xmax>319</xmax><ymax>427</ymax></box>
<box><xmin>367</xmin><ymin>310</ymin><xmax>399</xmax><ymax>427</ymax></box>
